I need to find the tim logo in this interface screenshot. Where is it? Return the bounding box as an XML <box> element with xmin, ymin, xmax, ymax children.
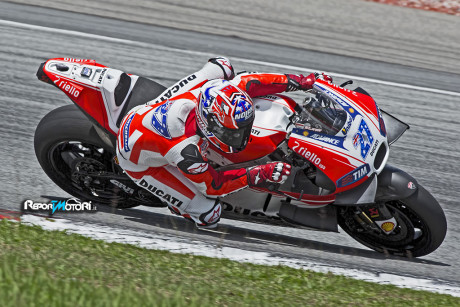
<box><xmin>336</xmin><ymin>164</ymin><xmax>370</xmax><ymax>188</ymax></box>
<box><xmin>151</xmin><ymin>100</ymin><xmax>173</xmax><ymax>139</ymax></box>
<box><xmin>353</xmin><ymin>119</ymin><xmax>374</xmax><ymax>159</ymax></box>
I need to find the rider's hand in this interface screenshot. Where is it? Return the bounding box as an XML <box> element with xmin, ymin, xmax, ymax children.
<box><xmin>247</xmin><ymin>162</ymin><xmax>291</xmax><ymax>189</ymax></box>
<box><xmin>285</xmin><ymin>73</ymin><xmax>316</xmax><ymax>91</ymax></box>
<box><xmin>315</xmin><ymin>72</ymin><xmax>333</xmax><ymax>83</ymax></box>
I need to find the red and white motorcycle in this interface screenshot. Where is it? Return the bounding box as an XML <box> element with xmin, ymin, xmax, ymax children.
<box><xmin>34</xmin><ymin>58</ymin><xmax>447</xmax><ymax>257</ymax></box>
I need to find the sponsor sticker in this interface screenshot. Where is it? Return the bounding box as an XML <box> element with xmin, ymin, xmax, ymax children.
<box><xmin>375</xmin><ymin>218</ymin><xmax>398</xmax><ymax>234</ymax></box>
<box><xmin>336</xmin><ymin>164</ymin><xmax>371</xmax><ymax>188</ymax></box>
<box><xmin>233</xmin><ymin>94</ymin><xmax>253</xmax><ymax>122</ymax></box>
<box><xmin>369</xmin><ymin>139</ymin><xmax>380</xmax><ymax>157</ymax></box>
<box><xmin>353</xmin><ymin>119</ymin><xmax>374</xmax><ymax>160</ymax></box>
<box><xmin>342</xmin><ymin>117</ymin><xmax>353</xmax><ymax>135</ymax></box>
<box><xmin>187</xmin><ymin>162</ymin><xmax>209</xmax><ymax>174</ymax></box>
<box><xmin>308</xmin><ymin>133</ymin><xmax>343</xmax><ymax>146</ymax></box>
<box><xmin>153</xmin><ymin>74</ymin><xmax>197</xmax><ymax>104</ymax></box>
<box><xmin>381</xmin><ymin>221</ymin><xmax>395</xmax><ymax>232</ymax></box>
<box><xmin>292</xmin><ymin>129</ymin><xmax>344</xmax><ymax>147</ymax></box>
<box><xmin>98</xmin><ymin>68</ymin><xmax>107</xmax><ymax>84</ymax></box>
<box><xmin>151</xmin><ymin>100</ymin><xmax>174</xmax><ymax>139</ymax></box>
<box><xmin>122</xmin><ymin>113</ymin><xmax>135</xmax><ymax>152</ymax></box>
<box><xmin>139</xmin><ymin>179</ymin><xmax>184</xmax><ymax>207</ymax></box>
<box><xmin>54</xmin><ymin>77</ymin><xmax>83</xmax><ymax>98</ymax></box>
<box><xmin>110</xmin><ymin>179</ymin><xmax>135</xmax><ymax>194</ymax></box>
<box><xmin>81</xmin><ymin>67</ymin><xmax>92</xmax><ymax>77</ymax></box>
<box><xmin>291</xmin><ymin>140</ymin><xmax>326</xmax><ymax>170</ymax></box>
<box><xmin>368</xmin><ymin>207</ymin><xmax>379</xmax><ymax>218</ymax></box>
<box><xmin>63</xmin><ymin>58</ymin><xmax>93</xmax><ymax>63</ymax></box>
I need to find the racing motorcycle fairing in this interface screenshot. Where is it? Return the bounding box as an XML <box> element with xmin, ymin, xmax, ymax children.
<box><xmin>288</xmin><ymin>79</ymin><xmax>390</xmax><ymax>194</ymax></box>
<box><xmin>375</xmin><ymin>164</ymin><xmax>418</xmax><ymax>201</ymax></box>
<box><xmin>380</xmin><ymin>110</ymin><xmax>410</xmax><ymax>145</ymax></box>
<box><xmin>36</xmin><ymin>58</ymin><xmax>166</xmax><ymax>138</ymax></box>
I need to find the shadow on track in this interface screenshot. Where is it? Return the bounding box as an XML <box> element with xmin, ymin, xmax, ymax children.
<box><xmin>88</xmin><ymin>203</ymin><xmax>449</xmax><ymax>266</ymax></box>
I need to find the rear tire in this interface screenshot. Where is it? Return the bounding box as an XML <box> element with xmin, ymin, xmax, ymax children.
<box><xmin>34</xmin><ymin>105</ymin><xmax>163</xmax><ymax>208</ymax></box>
<box><xmin>338</xmin><ymin>185</ymin><xmax>447</xmax><ymax>257</ymax></box>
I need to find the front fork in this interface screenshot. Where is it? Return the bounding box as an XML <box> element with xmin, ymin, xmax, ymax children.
<box><xmin>352</xmin><ymin>203</ymin><xmax>398</xmax><ymax>235</ymax></box>
<box><xmin>338</xmin><ymin>164</ymin><xmax>419</xmax><ymax>234</ymax></box>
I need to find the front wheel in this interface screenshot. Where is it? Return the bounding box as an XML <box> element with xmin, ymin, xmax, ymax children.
<box><xmin>337</xmin><ymin>185</ymin><xmax>447</xmax><ymax>257</ymax></box>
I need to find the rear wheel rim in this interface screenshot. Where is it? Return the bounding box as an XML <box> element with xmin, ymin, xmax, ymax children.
<box><xmin>48</xmin><ymin>141</ymin><xmax>161</xmax><ymax>207</ymax></box>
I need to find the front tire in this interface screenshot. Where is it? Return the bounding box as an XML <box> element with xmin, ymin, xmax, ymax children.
<box><xmin>338</xmin><ymin>185</ymin><xmax>447</xmax><ymax>257</ymax></box>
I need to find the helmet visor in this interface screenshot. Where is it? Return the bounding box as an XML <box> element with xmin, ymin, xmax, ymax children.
<box><xmin>209</xmin><ymin>115</ymin><xmax>253</xmax><ymax>151</ymax></box>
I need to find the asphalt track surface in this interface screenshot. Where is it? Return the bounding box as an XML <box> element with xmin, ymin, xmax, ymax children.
<box><xmin>1</xmin><ymin>1</ymin><xmax>460</xmax><ymax>289</ymax></box>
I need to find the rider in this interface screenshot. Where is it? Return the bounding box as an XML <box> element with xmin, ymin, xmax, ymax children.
<box><xmin>116</xmin><ymin>57</ymin><xmax>329</xmax><ymax>228</ymax></box>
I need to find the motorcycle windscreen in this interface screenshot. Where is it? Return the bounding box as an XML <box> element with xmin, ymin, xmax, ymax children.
<box><xmin>380</xmin><ymin>110</ymin><xmax>410</xmax><ymax>145</ymax></box>
<box><xmin>298</xmin><ymin>91</ymin><xmax>348</xmax><ymax>135</ymax></box>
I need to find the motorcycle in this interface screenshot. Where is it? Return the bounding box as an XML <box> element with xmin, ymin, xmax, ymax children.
<box><xmin>34</xmin><ymin>58</ymin><xmax>447</xmax><ymax>257</ymax></box>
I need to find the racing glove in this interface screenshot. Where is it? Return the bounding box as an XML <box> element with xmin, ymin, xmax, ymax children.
<box><xmin>315</xmin><ymin>72</ymin><xmax>333</xmax><ymax>83</ymax></box>
<box><xmin>285</xmin><ymin>73</ymin><xmax>316</xmax><ymax>91</ymax></box>
<box><xmin>247</xmin><ymin>162</ymin><xmax>291</xmax><ymax>190</ymax></box>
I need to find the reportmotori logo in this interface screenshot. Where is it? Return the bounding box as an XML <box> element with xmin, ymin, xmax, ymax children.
<box><xmin>23</xmin><ymin>198</ymin><xmax>97</xmax><ymax>215</ymax></box>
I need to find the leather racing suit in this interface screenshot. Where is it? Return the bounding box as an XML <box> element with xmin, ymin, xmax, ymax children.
<box><xmin>116</xmin><ymin>57</ymin><xmax>309</xmax><ymax>227</ymax></box>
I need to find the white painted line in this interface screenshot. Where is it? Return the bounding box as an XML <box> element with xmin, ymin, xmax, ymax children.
<box><xmin>20</xmin><ymin>214</ymin><xmax>460</xmax><ymax>298</ymax></box>
<box><xmin>1</xmin><ymin>19</ymin><xmax>460</xmax><ymax>97</ymax></box>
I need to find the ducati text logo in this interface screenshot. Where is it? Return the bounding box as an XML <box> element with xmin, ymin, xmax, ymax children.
<box><xmin>139</xmin><ymin>179</ymin><xmax>184</xmax><ymax>207</ymax></box>
<box><xmin>153</xmin><ymin>74</ymin><xmax>197</xmax><ymax>104</ymax></box>
<box><xmin>98</xmin><ymin>68</ymin><xmax>107</xmax><ymax>84</ymax></box>
<box><xmin>369</xmin><ymin>139</ymin><xmax>380</xmax><ymax>156</ymax></box>
<box><xmin>23</xmin><ymin>198</ymin><xmax>97</xmax><ymax>215</ymax></box>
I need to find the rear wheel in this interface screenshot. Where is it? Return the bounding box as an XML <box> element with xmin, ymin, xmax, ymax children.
<box><xmin>34</xmin><ymin>105</ymin><xmax>164</xmax><ymax>208</ymax></box>
<box><xmin>337</xmin><ymin>185</ymin><xmax>446</xmax><ymax>257</ymax></box>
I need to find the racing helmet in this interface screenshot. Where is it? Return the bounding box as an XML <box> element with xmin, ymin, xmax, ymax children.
<box><xmin>196</xmin><ymin>79</ymin><xmax>255</xmax><ymax>153</ymax></box>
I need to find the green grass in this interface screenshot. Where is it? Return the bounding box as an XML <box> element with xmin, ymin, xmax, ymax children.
<box><xmin>0</xmin><ymin>220</ymin><xmax>458</xmax><ymax>307</ymax></box>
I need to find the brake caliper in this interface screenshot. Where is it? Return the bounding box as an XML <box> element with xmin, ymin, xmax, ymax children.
<box><xmin>363</xmin><ymin>204</ymin><xmax>398</xmax><ymax>234</ymax></box>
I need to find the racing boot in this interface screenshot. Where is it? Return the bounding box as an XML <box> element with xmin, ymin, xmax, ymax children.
<box><xmin>195</xmin><ymin>201</ymin><xmax>222</xmax><ymax>229</ymax></box>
